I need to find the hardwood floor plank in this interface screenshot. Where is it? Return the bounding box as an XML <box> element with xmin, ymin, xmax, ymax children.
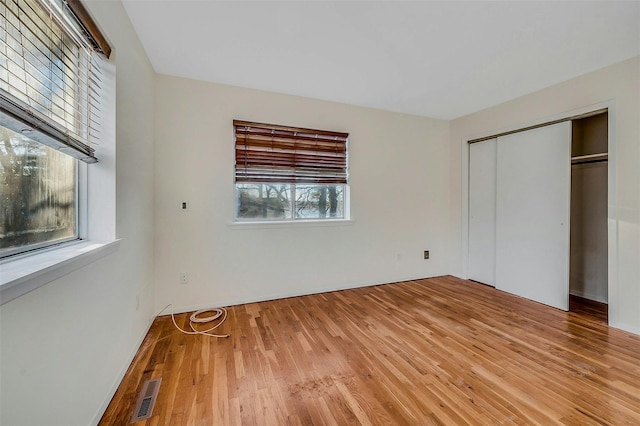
<box><xmin>99</xmin><ymin>276</ymin><xmax>640</xmax><ymax>425</ymax></box>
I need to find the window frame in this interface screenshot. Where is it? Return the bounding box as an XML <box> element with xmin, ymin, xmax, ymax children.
<box><xmin>0</xmin><ymin>0</ymin><xmax>115</xmax><ymax>305</ymax></box>
<box><xmin>233</xmin><ymin>120</ymin><xmax>350</xmax><ymax>223</ymax></box>
<box><xmin>0</xmin><ymin>0</ymin><xmax>109</xmax><ymax>259</ymax></box>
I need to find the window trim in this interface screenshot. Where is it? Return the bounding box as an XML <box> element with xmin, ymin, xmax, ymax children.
<box><xmin>0</xmin><ymin>0</ymin><xmax>116</xmax><ymax>302</ymax></box>
<box><xmin>233</xmin><ymin>120</ymin><xmax>350</xmax><ymax>223</ymax></box>
<box><xmin>0</xmin><ymin>239</ymin><xmax>120</xmax><ymax>305</ymax></box>
<box><xmin>228</xmin><ymin>218</ymin><xmax>355</xmax><ymax>230</ymax></box>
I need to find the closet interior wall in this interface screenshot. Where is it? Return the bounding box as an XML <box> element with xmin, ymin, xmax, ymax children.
<box><xmin>570</xmin><ymin>113</ymin><xmax>608</xmax><ymax>304</ymax></box>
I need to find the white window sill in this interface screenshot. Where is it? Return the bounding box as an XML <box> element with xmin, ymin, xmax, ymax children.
<box><xmin>0</xmin><ymin>239</ymin><xmax>121</xmax><ymax>305</ymax></box>
<box><xmin>228</xmin><ymin>218</ymin><xmax>355</xmax><ymax>230</ymax></box>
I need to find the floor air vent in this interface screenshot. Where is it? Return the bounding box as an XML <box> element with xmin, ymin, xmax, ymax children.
<box><xmin>130</xmin><ymin>378</ymin><xmax>162</xmax><ymax>423</ymax></box>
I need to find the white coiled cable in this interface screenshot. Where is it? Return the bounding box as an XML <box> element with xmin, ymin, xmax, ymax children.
<box><xmin>159</xmin><ymin>304</ymin><xmax>229</xmax><ymax>338</ymax></box>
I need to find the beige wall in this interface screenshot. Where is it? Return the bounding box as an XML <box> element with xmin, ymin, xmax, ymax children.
<box><xmin>0</xmin><ymin>1</ymin><xmax>156</xmax><ymax>424</ymax></box>
<box><xmin>450</xmin><ymin>56</ymin><xmax>640</xmax><ymax>334</ymax></box>
<box><xmin>154</xmin><ymin>75</ymin><xmax>450</xmax><ymax>313</ymax></box>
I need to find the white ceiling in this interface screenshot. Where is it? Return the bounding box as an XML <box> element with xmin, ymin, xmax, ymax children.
<box><xmin>121</xmin><ymin>1</ymin><xmax>640</xmax><ymax>120</ymax></box>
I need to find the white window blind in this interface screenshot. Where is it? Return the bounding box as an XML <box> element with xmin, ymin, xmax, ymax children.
<box><xmin>0</xmin><ymin>0</ymin><xmax>104</xmax><ymax>163</ymax></box>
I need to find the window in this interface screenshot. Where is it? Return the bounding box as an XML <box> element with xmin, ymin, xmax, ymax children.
<box><xmin>234</xmin><ymin>120</ymin><xmax>349</xmax><ymax>221</ymax></box>
<box><xmin>0</xmin><ymin>0</ymin><xmax>110</xmax><ymax>258</ymax></box>
<box><xmin>0</xmin><ymin>125</ymin><xmax>76</xmax><ymax>256</ymax></box>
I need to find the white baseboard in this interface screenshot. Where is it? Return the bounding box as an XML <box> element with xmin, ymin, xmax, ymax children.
<box><xmin>159</xmin><ymin>274</ymin><xmax>445</xmax><ymax>315</ymax></box>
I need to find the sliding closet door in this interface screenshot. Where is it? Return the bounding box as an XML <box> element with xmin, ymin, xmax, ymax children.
<box><xmin>496</xmin><ymin>122</ymin><xmax>571</xmax><ymax>311</ymax></box>
<box><xmin>468</xmin><ymin>138</ymin><xmax>496</xmax><ymax>286</ymax></box>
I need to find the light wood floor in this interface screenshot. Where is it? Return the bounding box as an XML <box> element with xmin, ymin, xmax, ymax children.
<box><xmin>100</xmin><ymin>276</ymin><xmax>640</xmax><ymax>425</ymax></box>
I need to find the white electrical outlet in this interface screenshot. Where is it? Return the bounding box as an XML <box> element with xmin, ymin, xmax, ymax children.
<box><xmin>179</xmin><ymin>273</ymin><xmax>188</xmax><ymax>285</ymax></box>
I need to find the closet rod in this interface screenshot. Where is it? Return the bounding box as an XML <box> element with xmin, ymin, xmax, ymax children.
<box><xmin>571</xmin><ymin>153</ymin><xmax>608</xmax><ymax>161</ymax></box>
<box><xmin>468</xmin><ymin>108</ymin><xmax>608</xmax><ymax>144</ymax></box>
<box><xmin>571</xmin><ymin>158</ymin><xmax>608</xmax><ymax>165</ymax></box>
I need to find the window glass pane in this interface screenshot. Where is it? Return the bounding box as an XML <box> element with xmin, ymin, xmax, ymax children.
<box><xmin>0</xmin><ymin>124</ymin><xmax>76</xmax><ymax>256</ymax></box>
<box><xmin>295</xmin><ymin>184</ymin><xmax>344</xmax><ymax>219</ymax></box>
<box><xmin>236</xmin><ymin>183</ymin><xmax>292</xmax><ymax>220</ymax></box>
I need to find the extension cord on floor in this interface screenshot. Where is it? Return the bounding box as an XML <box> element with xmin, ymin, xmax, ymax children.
<box><xmin>158</xmin><ymin>304</ymin><xmax>229</xmax><ymax>338</ymax></box>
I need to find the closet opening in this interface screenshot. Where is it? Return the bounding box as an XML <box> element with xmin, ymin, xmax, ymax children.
<box><xmin>569</xmin><ymin>112</ymin><xmax>608</xmax><ymax>324</ymax></box>
<box><xmin>468</xmin><ymin>107</ymin><xmax>612</xmax><ymax>317</ymax></box>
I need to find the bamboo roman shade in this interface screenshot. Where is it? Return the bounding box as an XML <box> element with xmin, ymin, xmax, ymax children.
<box><xmin>234</xmin><ymin>120</ymin><xmax>348</xmax><ymax>184</ymax></box>
<box><xmin>0</xmin><ymin>0</ymin><xmax>109</xmax><ymax>163</ymax></box>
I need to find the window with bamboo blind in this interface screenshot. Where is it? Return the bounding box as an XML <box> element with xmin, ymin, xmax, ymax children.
<box><xmin>234</xmin><ymin>120</ymin><xmax>349</xmax><ymax>221</ymax></box>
